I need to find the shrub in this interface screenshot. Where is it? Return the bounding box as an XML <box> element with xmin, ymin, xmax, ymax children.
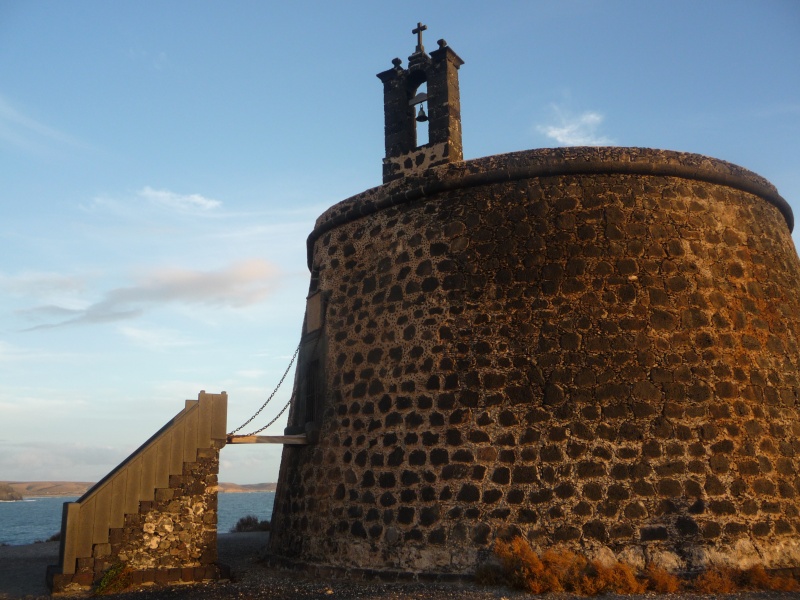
<box><xmin>94</xmin><ymin>563</ymin><xmax>131</xmax><ymax>595</ymax></box>
<box><xmin>644</xmin><ymin>563</ymin><xmax>682</xmax><ymax>593</ymax></box>
<box><xmin>488</xmin><ymin>535</ymin><xmax>800</xmax><ymax>595</ymax></box>
<box><xmin>491</xmin><ymin>536</ymin><xmax>645</xmax><ymax>595</ymax></box>
<box><xmin>582</xmin><ymin>561</ymin><xmax>646</xmax><ymax>595</ymax></box>
<box><xmin>742</xmin><ymin>565</ymin><xmax>799</xmax><ymax>592</ymax></box>
<box><xmin>493</xmin><ymin>536</ymin><xmax>548</xmax><ymax>592</ymax></box>
<box><xmin>230</xmin><ymin>514</ymin><xmax>270</xmax><ymax>533</ymax></box>
<box><xmin>694</xmin><ymin>567</ymin><xmax>737</xmax><ymax>594</ymax></box>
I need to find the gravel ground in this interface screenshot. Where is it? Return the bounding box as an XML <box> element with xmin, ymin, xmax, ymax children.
<box><xmin>0</xmin><ymin>538</ymin><xmax>59</xmax><ymax>598</ymax></box>
<box><xmin>2</xmin><ymin>533</ymin><xmax>800</xmax><ymax>600</ymax></box>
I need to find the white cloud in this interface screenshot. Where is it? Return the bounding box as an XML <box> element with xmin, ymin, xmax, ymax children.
<box><xmin>139</xmin><ymin>186</ymin><xmax>221</xmax><ymax>213</ymax></box>
<box><xmin>20</xmin><ymin>259</ymin><xmax>280</xmax><ymax>330</ymax></box>
<box><xmin>537</xmin><ymin>105</ymin><xmax>614</xmax><ymax>146</ymax></box>
<box><xmin>0</xmin><ymin>94</ymin><xmax>87</xmax><ymax>154</ymax></box>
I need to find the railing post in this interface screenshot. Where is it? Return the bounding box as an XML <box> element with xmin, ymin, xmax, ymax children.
<box><xmin>59</xmin><ymin>502</ymin><xmax>81</xmax><ymax>575</ymax></box>
<box><xmin>211</xmin><ymin>392</ymin><xmax>228</xmax><ymax>443</ymax></box>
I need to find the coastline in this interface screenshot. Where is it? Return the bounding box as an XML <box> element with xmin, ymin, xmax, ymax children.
<box><xmin>1</xmin><ymin>492</ymin><xmax>275</xmax><ymax>547</ymax></box>
<box><xmin>0</xmin><ymin>481</ymin><xmax>277</xmax><ymax>499</ymax></box>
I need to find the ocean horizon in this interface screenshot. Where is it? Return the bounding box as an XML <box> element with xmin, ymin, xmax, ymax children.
<box><xmin>0</xmin><ymin>492</ymin><xmax>275</xmax><ymax>546</ymax></box>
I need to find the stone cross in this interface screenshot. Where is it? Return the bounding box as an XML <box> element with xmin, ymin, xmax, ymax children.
<box><xmin>412</xmin><ymin>22</ymin><xmax>427</xmax><ymax>54</ymax></box>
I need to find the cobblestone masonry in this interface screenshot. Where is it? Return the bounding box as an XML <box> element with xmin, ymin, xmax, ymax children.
<box><xmin>269</xmin><ymin>147</ymin><xmax>800</xmax><ymax>577</ymax></box>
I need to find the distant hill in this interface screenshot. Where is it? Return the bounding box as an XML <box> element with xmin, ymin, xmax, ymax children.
<box><xmin>0</xmin><ymin>482</ymin><xmax>23</xmax><ymax>501</ymax></box>
<box><xmin>1</xmin><ymin>481</ymin><xmax>276</xmax><ymax>497</ymax></box>
<box><xmin>2</xmin><ymin>481</ymin><xmax>93</xmax><ymax>498</ymax></box>
<box><xmin>218</xmin><ymin>482</ymin><xmax>277</xmax><ymax>493</ymax></box>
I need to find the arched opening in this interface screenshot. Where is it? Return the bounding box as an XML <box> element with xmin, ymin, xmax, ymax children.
<box><xmin>413</xmin><ymin>81</ymin><xmax>429</xmax><ymax>147</ymax></box>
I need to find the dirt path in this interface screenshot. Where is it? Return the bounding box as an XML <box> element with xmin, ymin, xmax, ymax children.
<box><xmin>2</xmin><ymin>534</ymin><xmax>798</xmax><ymax>600</ymax></box>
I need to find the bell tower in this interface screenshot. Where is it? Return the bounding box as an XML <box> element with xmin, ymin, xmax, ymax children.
<box><xmin>377</xmin><ymin>23</ymin><xmax>464</xmax><ymax>183</ymax></box>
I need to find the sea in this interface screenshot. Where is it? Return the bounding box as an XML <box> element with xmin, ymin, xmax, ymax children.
<box><xmin>0</xmin><ymin>492</ymin><xmax>275</xmax><ymax>546</ymax></box>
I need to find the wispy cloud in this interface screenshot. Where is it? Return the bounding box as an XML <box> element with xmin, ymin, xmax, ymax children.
<box><xmin>2</xmin><ymin>271</ymin><xmax>89</xmax><ymax>320</ymax></box>
<box><xmin>20</xmin><ymin>259</ymin><xmax>280</xmax><ymax>331</ymax></box>
<box><xmin>537</xmin><ymin>104</ymin><xmax>614</xmax><ymax>146</ymax></box>
<box><xmin>16</xmin><ymin>304</ymin><xmax>85</xmax><ymax>321</ymax></box>
<box><xmin>0</xmin><ymin>94</ymin><xmax>87</xmax><ymax>154</ymax></box>
<box><xmin>139</xmin><ymin>186</ymin><xmax>221</xmax><ymax>213</ymax></box>
<box><xmin>84</xmin><ymin>187</ymin><xmax>222</xmax><ymax>219</ymax></box>
<box><xmin>1</xmin><ymin>271</ymin><xmax>85</xmax><ymax>297</ymax></box>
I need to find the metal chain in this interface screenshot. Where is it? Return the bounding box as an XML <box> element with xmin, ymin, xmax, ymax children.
<box><xmin>227</xmin><ymin>342</ymin><xmax>301</xmax><ymax>435</ymax></box>
<box><xmin>241</xmin><ymin>394</ymin><xmax>293</xmax><ymax>436</ymax></box>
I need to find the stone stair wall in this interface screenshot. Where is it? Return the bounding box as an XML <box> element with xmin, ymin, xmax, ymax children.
<box><xmin>48</xmin><ymin>391</ymin><xmax>228</xmax><ymax>594</ymax></box>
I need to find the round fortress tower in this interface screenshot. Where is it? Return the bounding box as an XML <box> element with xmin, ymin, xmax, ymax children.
<box><xmin>268</xmin><ymin>31</ymin><xmax>800</xmax><ymax>576</ymax></box>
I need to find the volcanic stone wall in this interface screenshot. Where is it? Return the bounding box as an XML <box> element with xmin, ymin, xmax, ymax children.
<box><xmin>50</xmin><ymin>444</ymin><xmax>226</xmax><ymax>592</ymax></box>
<box><xmin>269</xmin><ymin>147</ymin><xmax>800</xmax><ymax>576</ymax></box>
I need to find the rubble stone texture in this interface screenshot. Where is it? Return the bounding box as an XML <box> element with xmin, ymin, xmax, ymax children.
<box><xmin>110</xmin><ymin>448</ymin><xmax>223</xmax><ymax>577</ymax></box>
<box><xmin>269</xmin><ymin>147</ymin><xmax>800</xmax><ymax>576</ymax></box>
<box><xmin>50</xmin><ymin>442</ymin><xmax>227</xmax><ymax>592</ymax></box>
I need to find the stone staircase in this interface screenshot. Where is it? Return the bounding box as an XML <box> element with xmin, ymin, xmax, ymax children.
<box><xmin>48</xmin><ymin>391</ymin><xmax>228</xmax><ymax>594</ymax></box>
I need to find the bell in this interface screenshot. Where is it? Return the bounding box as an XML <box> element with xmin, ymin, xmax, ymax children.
<box><xmin>416</xmin><ymin>104</ymin><xmax>428</xmax><ymax>123</ymax></box>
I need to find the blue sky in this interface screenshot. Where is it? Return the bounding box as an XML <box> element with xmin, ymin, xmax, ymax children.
<box><xmin>1</xmin><ymin>1</ymin><xmax>798</xmax><ymax>484</ymax></box>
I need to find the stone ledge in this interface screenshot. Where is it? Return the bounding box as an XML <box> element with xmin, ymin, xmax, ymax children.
<box><xmin>308</xmin><ymin>146</ymin><xmax>792</xmax><ymax>268</ymax></box>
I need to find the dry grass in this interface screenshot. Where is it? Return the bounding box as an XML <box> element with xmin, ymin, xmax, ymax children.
<box><xmin>487</xmin><ymin>536</ymin><xmax>800</xmax><ymax>595</ymax></box>
<box><xmin>581</xmin><ymin>561</ymin><xmax>647</xmax><ymax>595</ymax></box>
<box><xmin>693</xmin><ymin>566</ymin><xmax>738</xmax><ymax>594</ymax></box>
<box><xmin>493</xmin><ymin>537</ymin><xmax>644</xmax><ymax>595</ymax></box>
<box><xmin>643</xmin><ymin>563</ymin><xmax>682</xmax><ymax>593</ymax></box>
<box><xmin>741</xmin><ymin>565</ymin><xmax>800</xmax><ymax>592</ymax></box>
<box><xmin>693</xmin><ymin>564</ymin><xmax>800</xmax><ymax>593</ymax></box>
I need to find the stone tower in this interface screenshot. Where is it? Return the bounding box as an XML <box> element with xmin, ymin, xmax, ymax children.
<box><xmin>268</xmin><ymin>28</ymin><xmax>800</xmax><ymax>577</ymax></box>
